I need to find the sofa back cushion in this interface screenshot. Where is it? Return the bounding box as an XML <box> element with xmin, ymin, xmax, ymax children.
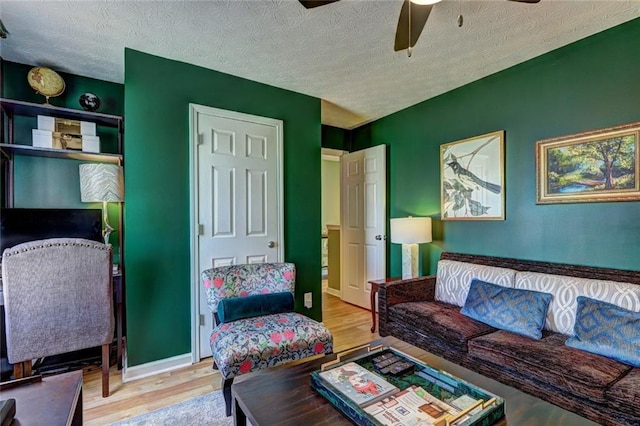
<box><xmin>435</xmin><ymin>260</ymin><xmax>517</xmax><ymax>307</ymax></box>
<box><xmin>515</xmin><ymin>271</ymin><xmax>640</xmax><ymax>335</ymax></box>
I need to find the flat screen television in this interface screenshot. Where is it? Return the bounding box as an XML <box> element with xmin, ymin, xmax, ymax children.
<box><xmin>0</xmin><ymin>208</ymin><xmax>103</xmax><ymax>254</ymax></box>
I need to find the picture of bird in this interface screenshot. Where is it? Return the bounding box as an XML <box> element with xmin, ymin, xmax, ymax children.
<box><xmin>447</xmin><ymin>160</ymin><xmax>501</xmax><ymax>194</ymax></box>
<box><xmin>440</xmin><ymin>131</ymin><xmax>504</xmax><ymax>219</ymax></box>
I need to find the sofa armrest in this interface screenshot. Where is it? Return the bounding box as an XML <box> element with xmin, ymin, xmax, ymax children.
<box><xmin>378</xmin><ymin>275</ymin><xmax>436</xmax><ymax>337</ymax></box>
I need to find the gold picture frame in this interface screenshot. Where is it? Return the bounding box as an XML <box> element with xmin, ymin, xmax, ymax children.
<box><xmin>441</xmin><ymin>131</ymin><xmax>505</xmax><ymax>220</ymax></box>
<box><xmin>536</xmin><ymin>121</ymin><xmax>640</xmax><ymax>204</ymax></box>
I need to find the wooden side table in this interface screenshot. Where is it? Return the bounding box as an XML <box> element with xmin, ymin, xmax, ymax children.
<box><xmin>368</xmin><ymin>277</ymin><xmax>401</xmax><ymax>333</ymax></box>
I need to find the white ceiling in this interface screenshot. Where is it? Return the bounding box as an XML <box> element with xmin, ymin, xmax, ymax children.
<box><xmin>1</xmin><ymin>0</ymin><xmax>638</xmax><ymax>129</ymax></box>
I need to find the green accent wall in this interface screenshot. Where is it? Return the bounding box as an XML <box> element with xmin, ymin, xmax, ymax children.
<box><xmin>352</xmin><ymin>18</ymin><xmax>640</xmax><ymax>277</ymax></box>
<box><xmin>1</xmin><ymin>61</ymin><xmax>124</xmax><ymax>256</ymax></box>
<box><xmin>322</xmin><ymin>125</ymin><xmax>351</xmax><ymax>151</ymax></box>
<box><xmin>124</xmin><ymin>49</ymin><xmax>322</xmax><ymax>366</ymax></box>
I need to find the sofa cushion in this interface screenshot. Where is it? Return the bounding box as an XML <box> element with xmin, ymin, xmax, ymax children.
<box><xmin>217</xmin><ymin>292</ymin><xmax>294</xmax><ymax>324</ymax></box>
<box><xmin>469</xmin><ymin>330</ymin><xmax>632</xmax><ymax>403</ymax></box>
<box><xmin>566</xmin><ymin>296</ymin><xmax>640</xmax><ymax>367</ymax></box>
<box><xmin>435</xmin><ymin>260</ymin><xmax>517</xmax><ymax>307</ymax></box>
<box><xmin>605</xmin><ymin>368</ymin><xmax>640</xmax><ymax>417</ymax></box>
<box><xmin>514</xmin><ymin>271</ymin><xmax>640</xmax><ymax>335</ymax></box>
<box><xmin>389</xmin><ymin>301</ymin><xmax>496</xmax><ymax>351</ymax></box>
<box><xmin>461</xmin><ymin>279</ymin><xmax>552</xmax><ymax>339</ymax></box>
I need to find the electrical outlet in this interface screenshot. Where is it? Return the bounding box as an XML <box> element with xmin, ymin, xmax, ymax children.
<box><xmin>304</xmin><ymin>292</ymin><xmax>313</xmax><ymax>309</ymax></box>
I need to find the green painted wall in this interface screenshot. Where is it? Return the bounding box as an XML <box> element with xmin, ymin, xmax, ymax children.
<box><xmin>1</xmin><ymin>61</ymin><xmax>124</xmax><ymax>256</ymax></box>
<box><xmin>124</xmin><ymin>49</ymin><xmax>322</xmax><ymax>366</ymax></box>
<box><xmin>322</xmin><ymin>125</ymin><xmax>351</xmax><ymax>151</ymax></box>
<box><xmin>352</xmin><ymin>18</ymin><xmax>640</xmax><ymax>276</ymax></box>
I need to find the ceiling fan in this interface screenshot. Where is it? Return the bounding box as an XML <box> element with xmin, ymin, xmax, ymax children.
<box><xmin>299</xmin><ymin>0</ymin><xmax>541</xmax><ymax>56</ymax></box>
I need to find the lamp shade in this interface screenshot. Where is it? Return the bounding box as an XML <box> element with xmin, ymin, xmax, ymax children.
<box><xmin>79</xmin><ymin>164</ymin><xmax>124</xmax><ymax>202</ymax></box>
<box><xmin>390</xmin><ymin>217</ymin><xmax>432</xmax><ymax>244</ymax></box>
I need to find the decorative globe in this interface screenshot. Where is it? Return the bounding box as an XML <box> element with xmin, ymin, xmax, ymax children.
<box><xmin>27</xmin><ymin>66</ymin><xmax>65</xmax><ymax>104</ymax></box>
<box><xmin>79</xmin><ymin>92</ymin><xmax>101</xmax><ymax>112</ymax></box>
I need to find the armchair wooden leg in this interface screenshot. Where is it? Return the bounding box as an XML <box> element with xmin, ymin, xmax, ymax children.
<box><xmin>101</xmin><ymin>343</ymin><xmax>110</xmax><ymax>397</ymax></box>
<box><xmin>13</xmin><ymin>360</ymin><xmax>32</xmax><ymax>379</ymax></box>
<box><xmin>222</xmin><ymin>377</ymin><xmax>234</xmax><ymax>417</ymax></box>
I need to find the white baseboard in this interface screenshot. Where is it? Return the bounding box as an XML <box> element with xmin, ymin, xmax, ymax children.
<box><xmin>122</xmin><ymin>353</ymin><xmax>193</xmax><ymax>383</ymax></box>
<box><xmin>326</xmin><ymin>287</ymin><xmax>341</xmax><ymax>298</ymax></box>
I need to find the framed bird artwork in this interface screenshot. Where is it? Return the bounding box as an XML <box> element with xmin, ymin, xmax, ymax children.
<box><xmin>440</xmin><ymin>131</ymin><xmax>505</xmax><ymax>220</ymax></box>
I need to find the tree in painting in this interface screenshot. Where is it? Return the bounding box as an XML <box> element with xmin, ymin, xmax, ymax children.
<box><xmin>547</xmin><ymin>134</ymin><xmax>636</xmax><ymax>194</ymax></box>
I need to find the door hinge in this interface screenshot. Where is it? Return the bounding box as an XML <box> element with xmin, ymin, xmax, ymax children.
<box><xmin>199</xmin><ymin>314</ymin><xmax>205</xmax><ymax>326</ymax></box>
<box><xmin>198</xmin><ymin>224</ymin><xmax>204</xmax><ymax>235</ymax></box>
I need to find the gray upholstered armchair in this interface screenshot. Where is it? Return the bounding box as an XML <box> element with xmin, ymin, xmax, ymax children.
<box><xmin>1</xmin><ymin>238</ymin><xmax>114</xmax><ymax>397</ymax></box>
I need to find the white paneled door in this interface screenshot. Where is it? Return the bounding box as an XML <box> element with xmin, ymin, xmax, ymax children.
<box><xmin>190</xmin><ymin>105</ymin><xmax>283</xmax><ymax>359</ymax></box>
<box><xmin>340</xmin><ymin>145</ymin><xmax>386</xmax><ymax>309</ymax></box>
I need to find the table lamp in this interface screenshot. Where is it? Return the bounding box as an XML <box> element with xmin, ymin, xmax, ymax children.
<box><xmin>79</xmin><ymin>163</ymin><xmax>124</xmax><ymax>245</ymax></box>
<box><xmin>390</xmin><ymin>217</ymin><xmax>432</xmax><ymax>279</ymax></box>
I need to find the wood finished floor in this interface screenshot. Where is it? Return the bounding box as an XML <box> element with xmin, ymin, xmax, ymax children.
<box><xmin>82</xmin><ymin>291</ymin><xmax>378</xmax><ymax>425</ymax></box>
<box><xmin>83</xmin><ymin>289</ymin><xmax>596</xmax><ymax>426</ymax></box>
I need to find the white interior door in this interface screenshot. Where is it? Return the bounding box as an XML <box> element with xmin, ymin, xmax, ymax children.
<box><xmin>190</xmin><ymin>105</ymin><xmax>283</xmax><ymax>360</ymax></box>
<box><xmin>340</xmin><ymin>145</ymin><xmax>386</xmax><ymax>309</ymax></box>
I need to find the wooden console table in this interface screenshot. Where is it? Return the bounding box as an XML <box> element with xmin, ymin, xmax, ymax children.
<box><xmin>0</xmin><ymin>370</ymin><xmax>83</xmax><ymax>425</ymax></box>
<box><xmin>368</xmin><ymin>277</ymin><xmax>401</xmax><ymax>333</ymax></box>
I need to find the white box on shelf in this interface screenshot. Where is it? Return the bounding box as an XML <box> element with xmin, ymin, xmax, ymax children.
<box><xmin>82</xmin><ymin>135</ymin><xmax>101</xmax><ymax>153</ymax></box>
<box><xmin>37</xmin><ymin>115</ymin><xmax>55</xmax><ymax>131</ymax></box>
<box><xmin>32</xmin><ymin>129</ymin><xmax>53</xmax><ymax>148</ymax></box>
<box><xmin>81</xmin><ymin>121</ymin><xmax>97</xmax><ymax>136</ymax></box>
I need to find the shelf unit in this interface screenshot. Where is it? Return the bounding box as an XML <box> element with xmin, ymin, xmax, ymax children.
<box><xmin>0</xmin><ymin>97</ymin><xmax>124</xmax><ymax>205</ymax></box>
<box><xmin>0</xmin><ymin>97</ymin><xmax>126</xmax><ymax>368</ymax></box>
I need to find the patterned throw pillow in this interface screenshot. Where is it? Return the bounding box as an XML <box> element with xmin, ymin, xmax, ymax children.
<box><xmin>461</xmin><ymin>279</ymin><xmax>553</xmax><ymax>340</ymax></box>
<box><xmin>566</xmin><ymin>296</ymin><xmax>640</xmax><ymax>367</ymax></box>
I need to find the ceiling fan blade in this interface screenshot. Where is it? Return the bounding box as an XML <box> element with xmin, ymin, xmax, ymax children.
<box><xmin>508</xmin><ymin>0</ymin><xmax>541</xmax><ymax>3</ymax></box>
<box><xmin>394</xmin><ymin>0</ymin><xmax>433</xmax><ymax>52</ymax></box>
<box><xmin>298</xmin><ymin>0</ymin><xmax>341</xmax><ymax>9</ymax></box>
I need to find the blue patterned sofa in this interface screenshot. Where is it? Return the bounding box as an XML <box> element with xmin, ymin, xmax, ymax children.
<box><xmin>202</xmin><ymin>263</ymin><xmax>333</xmax><ymax>416</ymax></box>
<box><xmin>378</xmin><ymin>252</ymin><xmax>640</xmax><ymax>426</ymax></box>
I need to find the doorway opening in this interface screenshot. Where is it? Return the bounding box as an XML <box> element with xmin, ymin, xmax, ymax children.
<box><xmin>321</xmin><ymin>148</ymin><xmax>345</xmax><ymax>297</ymax></box>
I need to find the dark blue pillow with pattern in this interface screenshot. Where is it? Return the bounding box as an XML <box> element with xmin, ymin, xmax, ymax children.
<box><xmin>565</xmin><ymin>296</ymin><xmax>640</xmax><ymax>367</ymax></box>
<box><xmin>461</xmin><ymin>279</ymin><xmax>553</xmax><ymax>340</ymax></box>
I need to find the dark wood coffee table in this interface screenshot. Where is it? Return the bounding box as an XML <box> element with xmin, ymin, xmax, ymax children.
<box><xmin>232</xmin><ymin>337</ymin><xmax>596</xmax><ymax>426</ymax></box>
<box><xmin>0</xmin><ymin>370</ymin><xmax>82</xmax><ymax>425</ymax></box>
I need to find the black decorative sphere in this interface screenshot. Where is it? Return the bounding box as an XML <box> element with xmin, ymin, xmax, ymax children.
<box><xmin>79</xmin><ymin>92</ymin><xmax>101</xmax><ymax>112</ymax></box>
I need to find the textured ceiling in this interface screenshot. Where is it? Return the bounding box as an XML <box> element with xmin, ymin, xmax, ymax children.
<box><xmin>1</xmin><ymin>0</ymin><xmax>639</xmax><ymax>129</ymax></box>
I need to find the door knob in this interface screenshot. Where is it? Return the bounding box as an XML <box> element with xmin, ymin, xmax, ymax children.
<box><xmin>375</xmin><ymin>235</ymin><xmax>386</xmax><ymax>241</ymax></box>
<box><xmin>267</xmin><ymin>241</ymin><xmax>276</xmax><ymax>248</ymax></box>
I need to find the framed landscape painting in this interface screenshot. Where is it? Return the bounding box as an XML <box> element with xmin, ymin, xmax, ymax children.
<box><xmin>536</xmin><ymin>121</ymin><xmax>640</xmax><ymax>204</ymax></box>
<box><xmin>441</xmin><ymin>131</ymin><xmax>505</xmax><ymax>220</ymax></box>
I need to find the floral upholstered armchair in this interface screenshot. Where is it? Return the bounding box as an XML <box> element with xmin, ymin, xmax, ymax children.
<box><xmin>202</xmin><ymin>262</ymin><xmax>333</xmax><ymax>416</ymax></box>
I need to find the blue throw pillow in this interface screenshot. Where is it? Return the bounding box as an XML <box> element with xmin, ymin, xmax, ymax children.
<box><xmin>566</xmin><ymin>296</ymin><xmax>640</xmax><ymax>367</ymax></box>
<box><xmin>217</xmin><ymin>292</ymin><xmax>294</xmax><ymax>324</ymax></box>
<box><xmin>461</xmin><ymin>279</ymin><xmax>553</xmax><ymax>340</ymax></box>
